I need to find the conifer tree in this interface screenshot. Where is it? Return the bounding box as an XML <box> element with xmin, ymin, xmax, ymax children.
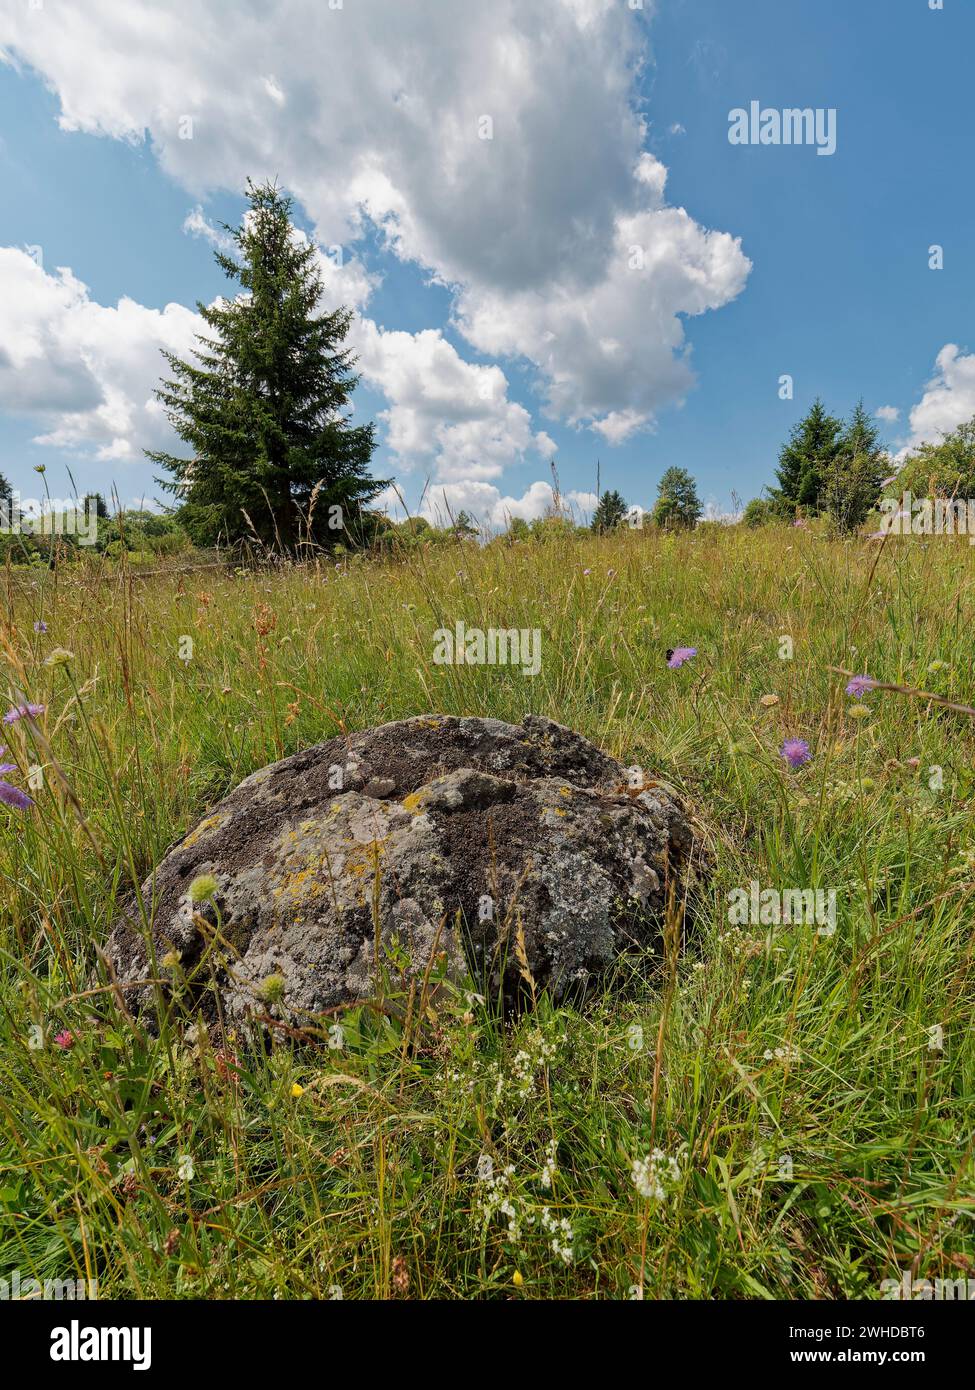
<box><xmin>149</xmin><ymin>180</ymin><xmax>384</xmax><ymax>550</ymax></box>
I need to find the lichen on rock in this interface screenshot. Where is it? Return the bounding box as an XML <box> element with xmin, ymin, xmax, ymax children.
<box><xmin>103</xmin><ymin>714</ymin><xmax>694</xmax><ymax>1026</ymax></box>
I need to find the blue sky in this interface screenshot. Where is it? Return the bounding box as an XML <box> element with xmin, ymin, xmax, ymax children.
<box><xmin>0</xmin><ymin>0</ymin><xmax>972</xmax><ymax>524</ymax></box>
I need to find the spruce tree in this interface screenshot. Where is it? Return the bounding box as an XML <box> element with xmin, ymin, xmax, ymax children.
<box><xmin>591</xmin><ymin>489</ymin><xmax>629</xmax><ymax>533</ymax></box>
<box><xmin>773</xmin><ymin>398</ymin><xmax>843</xmax><ymax>511</ymax></box>
<box><xmin>651</xmin><ymin>466</ymin><xmax>702</xmax><ymax>530</ymax></box>
<box><xmin>149</xmin><ymin>179</ymin><xmax>384</xmax><ymax>551</ymax></box>
<box><xmin>822</xmin><ymin>399</ymin><xmax>887</xmax><ymax>532</ymax></box>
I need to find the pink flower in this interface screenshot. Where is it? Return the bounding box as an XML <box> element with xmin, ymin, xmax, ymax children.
<box><xmin>0</xmin><ymin>747</ymin><xmax>32</xmax><ymax>811</ymax></box>
<box><xmin>3</xmin><ymin>703</ymin><xmax>45</xmax><ymax>725</ymax></box>
<box><xmin>780</xmin><ymin>738</ymin><xmax>812</xmax><ymax>770</ymax></box>
<box><xmin>54</xmin><ymin>1030</ymin><xmax>75</xmax><ymax>1050</ymax></box>
<box><xmin>667</xmin><ymin>647</ymin><xmax>697</xmax><ymax>669</ymax></box>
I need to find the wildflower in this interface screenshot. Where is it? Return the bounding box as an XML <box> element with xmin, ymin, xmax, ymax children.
<box><xmin>161</xmin><ymin>949</ymin><xmax>182</xmax><ymax>969</ymax></box>
<box><xmin>33</xmin><ymin>620</ymin><xmax>48</xmax><ymax>634</ymax></box>
<box><xmin>631</xmin><ymin>1149</ymin><xmax>681</xmax><ymax>1202</ymax></box>
<box><xmin>667</xmin><ymin>646</ymin><xmax>697</xmax><ymax>669</ymax></box>
<box><xmin>928</xmin><ymin>660</ymin><xmax>948</xmax><ymax>675</ymax></box>
<box><xmin>848</xmin><ymin>704</ymin><xmax>870</xmax><ymax>720</ymax></box>
<box><xmin>845</xmin><ymin>674</ymin><xmax>877</xmax><ymax>698</ymax></box>
<box><xmin>512</xmin><ymin>1270</ymin><xmax>524</xmax><ymax>1288</ymax></box>
<box><xmin>760</xmin><ymin>693</ymin><xmax>779</xmax><ymax>708</ymax></box>
<box><xmin>44</xmin><ymin>648</ymin><xmax>74</xmax><ymax>668</ymax></box>
<box><xmin>33</xmin><ymin>464</ymin><xmax>46</xmax><ymax>474</ymax></box>
<box><xmin>53</xmin><ymin>1029</ymin><xmax>74</xmax><ymax>1050</ymax></box>
<box><xmin>3</xmin><ymin>703</ymin><xmax>45</xmax><ymax>725</ymax></box>
<box><xmin>0</xmin><ymin>761</ymin><xmax>32</xmax><ymax>810</ymax></box>
<box><xmin>290</xmin><ymin>1082</ymin><xmax>305</xmax><ymax>1098</ymax></box>
<box><xmin>539</xmin><ymin>1139</ymin><xmax>558</xmax><ymax>1189</ymax></box>
<box><xmin>780</xmin><ymin>738</ymin><xmax>811</xmax><ymax>770</ymax></box>
<box><xmin>582</xmin><ymin>568</ymin><xmax>592</xmax><ymax>576</ymax></box>
<box><xmin>540</xmin><ymin>1206</ymin><xmax>575</xmax><ymax>1264</ymax></box>
<box><xmin>187</xmin><ymin>873</ymin><xmax>218</xmax><ymax>903</ymax></box>
<box><xmin>176</xmin><ymin>1154</ymin><xmax>194</xmax><ymax>1182</ymax></box>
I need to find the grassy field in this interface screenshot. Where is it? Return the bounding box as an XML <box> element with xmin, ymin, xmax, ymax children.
<box><xmin>0</xmin><ymin>523</ymin><xmax>973</xmax><ymax>1300</ymax></box>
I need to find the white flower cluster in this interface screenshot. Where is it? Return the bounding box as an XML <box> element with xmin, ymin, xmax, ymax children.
<box><xmin>540</xmin><ymin>1206</ymin><xmax>574</xmax><ymax>1265</ymax></box>
<box><xmin>762</xmin><ymin>1044</ymin><xmax>800</xmax><ymax>1063</ymax></box>
<box><xmin>539</xmin><ymin>1138</ymin><xmax>558</xmax><ymax>1189</ymax></box>
<box><xmin>631</xmin><ymin>1149</ymin><xmax>681</xmax><ymax>1202</ymax></box>
<box><xmin>476</xmin><ymin>1158</ymin><xmax>522</xmax><ymax>1242</ymax></box>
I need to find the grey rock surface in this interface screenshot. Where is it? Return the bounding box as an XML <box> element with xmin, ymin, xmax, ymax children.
<box><xmin>104</xmin><ymin>714</ymin><xmax>693</xmax><ymax>1024</ymax></box>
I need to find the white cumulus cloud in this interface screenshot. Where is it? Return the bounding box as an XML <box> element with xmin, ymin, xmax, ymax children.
<box><xmin>0</xmin><ymin>0</ymin><xmax>750</xmax><ymax>461</ymax></box>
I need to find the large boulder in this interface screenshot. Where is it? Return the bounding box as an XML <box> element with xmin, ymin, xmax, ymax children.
<box><xmin>104</xmin><ymin>715</ymin><xmax>693</xmax><ymax>1026</ymax></box>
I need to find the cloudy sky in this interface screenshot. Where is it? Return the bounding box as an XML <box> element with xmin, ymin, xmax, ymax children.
<box><xmin>1</xmin><ymin>0</ymin><xmax>973</xmax><ymax>523</ymax></box>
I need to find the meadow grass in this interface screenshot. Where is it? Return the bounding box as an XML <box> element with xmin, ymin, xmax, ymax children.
<box><xmin>0</xmin><ymin>523</ymin><xmax>972</xmax><ymax>1299</ymax></box>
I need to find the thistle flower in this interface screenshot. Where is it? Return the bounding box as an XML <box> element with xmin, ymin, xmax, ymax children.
<box><xmin>667</xmin><ymin>646</ymin><xmax>697</xmax><ymax>669</ymax></box>
<box><xmin>3</xmin><ymin>703</ymin><xmax>45</xmax><ymax>725</ymax></box>
<box><xmin>780</xmin><ymin>738</ymin><xmax>812</xmax><ymax>770</ymax></box>
<box><xmin>845</xmin><ymin>674</ymin><xmax>877</xmax><ymax>698</ymax></box>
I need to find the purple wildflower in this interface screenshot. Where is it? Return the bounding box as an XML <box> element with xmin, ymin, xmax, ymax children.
<box><xmin>33</xmin><ymin>620</ymin><xmax>48</xmax><ymax>634</ymax></box>
<box><xmin>667</xmin><ymin>647</ymin><xmax>697</xmax><ymax>669</ymax></box>
<box><xmin>0</xmin><ymin>744</ymin><xmax>32</xmax><ymax>810</ymax></box>
<box><xmin>54</xmin><ymin>1030</ymin><xmax>75</xmax><ymax>1050</ymax></box>
<box><xmin>2</xmin><ymin>703</ymin><xmax>45</xmax><ymax>725</ymax></box>
<box><xmin>0</xmin><ymin>749</ymin><xmax>32</xmax><ymax>810</ymax></box>
<box><xmin>845</xmin><ymin>674</ymin><xmax>877</xmax><ymax>698</ymax></box>
<box><xmin>780</xmin><ymin>738</ymin><xmax>812</xmax><ymax>770</ymax></box>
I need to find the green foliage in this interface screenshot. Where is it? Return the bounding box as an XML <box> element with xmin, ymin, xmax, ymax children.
<box><xmin>894</xmin><ymin>414</ymin><xmax>975</xmax><ymax>500</ymax></box>
<box><xmin>591</xmin><ymin>489</ymin><xmax>629</xmax><ymax>533</ymax></box>
<box><xmin>741</xmin><ymin>497</ymin><xmax>774</xmax><ymax>527</ymax></box>
<box><xmin>448</xmin><ymin>509</ymin><xmax>479</xmax><ymax>539</ymax></box>
<box><xmin>821</xmin><ymin>401</ymin><xmax>888</xmax><ymax>534</ymax></box>
<box><xmin>651</xmin><ymin>467</ymin><xmax>702</xmax><ymax>530</ymax></box>
<box><xmin>773</xmin><ymin>398</ymin><xmax>844</xmax><ymax>511</ymax></box>
<box><xmin>149</xmin><ymin>179</ymin><xmax>385</xmax><ymax>552</ymax></box>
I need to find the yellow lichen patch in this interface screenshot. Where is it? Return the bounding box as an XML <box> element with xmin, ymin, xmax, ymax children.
<box><xmin>181</xmin><ymin>812</ymin><xmax>229</xmax><ymax>849</ymax></box>
<box><xmin>272</xmin><ymin>863</ymin><xmax>330</xmax><ymax>905</ymax></box>
<box><xmin>344</xmin><ymin>839</ymin><xmax>389</xmax><ymax>879</ymax></box>
<box><xmin>418</xmin><ymin>718</ymin><xmax>444</xmax><ymax>729</ymax></box>
<box><xmin>402</xmin><ymin>790</ymin><xmax>427</xmax><ymax>813</ymax></box>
